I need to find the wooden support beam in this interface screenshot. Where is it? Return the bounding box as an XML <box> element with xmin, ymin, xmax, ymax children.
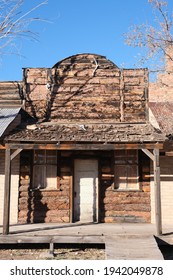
<box><xmin>120</xmin><ymin>69</ymin><xmax>125</xmax><ymax>122</ymax></box>
<box><xmin>142</xmin><ymin>148</ymin><xmax>154</xmax><ymax>161</ymax></box>
<box><xmin>69</xmin><ymin>173</ymin><xmax>73</xmax><ymax>223</ymax></box>
<box><xmin>3</xmin><ymin>149</ymin><xmax>11</xmax><ymax>235</ymax></box>
<box><xmin>142</xmin><ymin>147</ymin><xmax>162</xmax><ymax>235</ymax></box>
<box><xmin>0</xmin><ymin>144</ymin><xmax>5</xmax><ymax>150</ymax></box>
<box><xmin>153</xmin><ymin>148</ymin><xmax>162</xmax><ymax>236</ymax></box>
<box><xmin>49</xmin><ymin>242</ymin><xmax>54</xmax><ymax>256</ymax></box>
<box><xmin>3</xmin><ymin>148</ymin><xmax>23</xmax><ymax>235</ymax></box>
<box><xmin>11</xmin><ymin>148</ymin><xmax>23</xmax><ymax>161</ymax></box>
<box><xmin>5</xmin><ymin>142</ymin><xmax>163</xmax><ymax>151</ymax></box>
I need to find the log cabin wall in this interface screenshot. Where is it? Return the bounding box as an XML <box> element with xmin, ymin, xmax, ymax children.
<box><xmin>18</xmin><ymin>150</ymin><xmax>71</xmax><ymax>223</ymax></box>
<box><xmin>100</xmin><ymin>190</ymin><xmax>151</xmax><ymax>223</ymax></box>
<box><xmin>99</xmin><ymin>150</ymin><xmax>151</xmax><ymax>223</ymax></box>
<box><xmin>18</xmin><ymin>150</ymin><xmax>150</xmax><ymax>223</ymax></box>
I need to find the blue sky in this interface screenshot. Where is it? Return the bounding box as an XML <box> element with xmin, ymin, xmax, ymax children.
<box><xmin>0</xmin><ymin>0</ymin><xmax>173</xmax><ymax>81</ymax></box>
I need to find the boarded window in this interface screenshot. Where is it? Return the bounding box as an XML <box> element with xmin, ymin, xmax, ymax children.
<box><xmin>33</xmin><ymin>150</ymin><xmax>57</xmax><ymax>189</ymax></box>
<box><xmin>114</xmin><ymin>150</ymin><xmax>139</xmax><ymax>190</ymax></box>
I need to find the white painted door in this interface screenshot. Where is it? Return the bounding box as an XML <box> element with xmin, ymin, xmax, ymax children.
<box><xmin>74</xmin><ymin>159</ymin><xmax>98</xmax><ymax>222</ymax></box>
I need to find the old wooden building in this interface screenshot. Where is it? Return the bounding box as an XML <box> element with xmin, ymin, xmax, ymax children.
<box><xmin>0</xmin><ymin>53</ymin><xmax>165</xmax><ymax>234</ymax></box>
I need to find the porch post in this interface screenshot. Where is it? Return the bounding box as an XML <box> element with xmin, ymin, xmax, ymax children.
<box><xmin>3</xmin><ymin>148</ymin><xmax>11</xmax><ymax>235</ymax></box>
<box><xmin>153</xmin><ymin>148</ymin><xmax>162</xmax><ymax>235</ymax></box>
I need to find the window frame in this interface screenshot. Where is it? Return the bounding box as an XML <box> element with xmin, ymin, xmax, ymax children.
<box><xmin>32</xmin><ymin>150</ymin><xmax>57</xmax><ymax>190</ymax></box>
<box><xmin>114</xmin><ymin>150</ymin><xmax>139</xmax><ymax>190</ymax></box>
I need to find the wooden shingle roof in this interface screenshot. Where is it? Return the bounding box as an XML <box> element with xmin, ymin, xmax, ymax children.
<box><xmin>5</xmin><ymin>122</ymin><xmax>164</xmax><ymax>143</ymax></box>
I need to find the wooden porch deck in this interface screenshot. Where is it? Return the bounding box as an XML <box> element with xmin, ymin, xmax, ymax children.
<box><xmin>0</xmin><ymin>223</ymin><xmax>173</xmax><ymax>259</ymax></box>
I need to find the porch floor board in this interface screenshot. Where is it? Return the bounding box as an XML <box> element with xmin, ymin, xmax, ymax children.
<box><xmin>0</xmin><ymin>223</ymin><xmax>172</xmax><ymax>259</ymax></box>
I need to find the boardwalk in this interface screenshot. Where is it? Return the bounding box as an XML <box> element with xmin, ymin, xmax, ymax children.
<box><xmin>0</xmin><ymin>223</ymin><xmax>172</xmax><ymax>259</ymax></box>
<box><xmin>105</xmin><ymin>235</ymin><xmax>163</xmax><ymax>260</ymax></box>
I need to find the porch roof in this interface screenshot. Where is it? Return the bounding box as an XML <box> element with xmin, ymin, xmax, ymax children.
<box><xmin>4</xmin><ymin>121</ymin><xmax>164</xmax><ymax>143</ymax></box>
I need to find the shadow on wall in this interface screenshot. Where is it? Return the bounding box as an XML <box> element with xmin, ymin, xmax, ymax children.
<box><xmin>19</xmin><ymin>150</ymin><xmax>48</xmax><ymax>223</ymax></box>
<box><xmin>27</xmin><ymin>190</ymin><xmax>48</xmax><ymax>223</ymax></box>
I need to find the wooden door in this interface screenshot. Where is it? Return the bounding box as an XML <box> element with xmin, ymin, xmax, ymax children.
<box><xmin>74</xmin><ymin>159</ymin><xmax>98</xmax><ymax>222</ymax></box>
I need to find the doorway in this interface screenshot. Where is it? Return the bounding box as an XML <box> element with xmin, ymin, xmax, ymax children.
<box><xmin>74</xmin><ymin>159</ymin><xmax>98</xmax><ymax>222</ymax></box>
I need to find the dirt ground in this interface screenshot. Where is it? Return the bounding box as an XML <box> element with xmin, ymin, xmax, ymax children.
<box><xmin>0</xmin><ymin>244</ymin><xmax>105</xmax><ymax>260</ymax></box>
<box><xmin>1</xmin><ymin>244</ymin><xmax>173</xmax><ymax>260</ymax></box>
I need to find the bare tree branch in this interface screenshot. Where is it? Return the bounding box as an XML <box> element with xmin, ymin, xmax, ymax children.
<box><xmin>0</xmin><ymin>0</ymin><xmax>48</xmax><ymax>56</ymax></box>
<box><xmin>124</xmin><ymin>0</ymin><xmax>173</xmax><ymax>72</ymax></box>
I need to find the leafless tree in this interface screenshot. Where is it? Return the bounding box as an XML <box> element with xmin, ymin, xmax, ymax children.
<box><xmin>124</xmin><ymin>0</ymin><xmax>173</xmax><ymax>72</ymax></box>
<box><xmin>0</xmin><ymin>0</ymin><xmax>48</xmax><ymax>56</ymax></box>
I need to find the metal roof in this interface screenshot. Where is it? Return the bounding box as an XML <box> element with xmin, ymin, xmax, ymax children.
<box><xmin>0</xmin><ymin>107</ymin><xmax>21</xmax><ymax>137</ymax></box>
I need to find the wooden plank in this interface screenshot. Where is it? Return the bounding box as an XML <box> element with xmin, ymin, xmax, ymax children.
<box><xmin>142</xmin><ymin>148</ymin><xmax>154</xmax><ymax>161</ymax></box>
<box><xmin>0</xmin><ymin>144</ymin><xmax>5</xmax><ymax>150</ymax></box>
<box><xmin>0</xmin><ymin>236</ymin><xmax>53</xmax><ymax>244</ymax></box>
<box><xmin>105</xmin><ymin>235</ymin><xmax>163</xmax><ymax>260</ymax></box>
<box><xmin>3</xmin><ymin>149</ymin><xmax>11</xmax><ymax>235</ymax></box>
<box><xmin>49</xmin><ymin>242</ymin><xmax>54</xmax><ymax>255</ymax></box>
<box><xmin>120</xmin><ymin>69</ymin><xmax>125</xmax><ymax>122</ymax></box>
<box><xmin>6</xmin><ymin>143</ymin><xmax>163</xmax><ymax>151</ymax></box>
<box><xmin>10</xmin><ymin>148</ymin><xmax>23</xmax><ymax>160</ymax></box>
<box><xmin>69</xmin><ymin>161</ymin><xmax>73</xmax><ymax>223</ymax></box>
<box><xmin>165</xmin><ymin>151</ymin><xmax>173</xmax><ymax>156</ymax></box>
<box><xmin>153</xmin><ymin>148</ymin><xmax>162</xmax><ymax>235</ymax></box>
<box><xmin>0</xmin><ymin>235</ymin><xmax>105</xmax><ymax>244</ymax></box>
<box><xmin>52</xmin><ymin>235</ymin><xmax>105</xmax><ymax>244</ymax></box>
<box><xmin>57</xmin><ymin>151</ymin><xmax>61</xmax><ymax>189</ymax></box>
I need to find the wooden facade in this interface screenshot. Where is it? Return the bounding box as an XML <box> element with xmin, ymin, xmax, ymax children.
<box><xmin>0</xmin><ymin>53</ymin><xmax>165</xmax><ymax>235</ymax></box>
<box><xmin>17</xmin><ymin>149</ymin><xmax>151</xmax><ymax>224</ymax></box>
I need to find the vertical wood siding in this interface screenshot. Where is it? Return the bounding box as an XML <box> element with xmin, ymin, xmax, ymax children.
<box><xmin>151</xmin><ymin>156</ymin><xmax>173</xmax><ymax>225</ymax></box>
<box><xmin>0</xmin><ymin>150</ymin><xmax>19</xmax><ymax>225</ymax></box>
